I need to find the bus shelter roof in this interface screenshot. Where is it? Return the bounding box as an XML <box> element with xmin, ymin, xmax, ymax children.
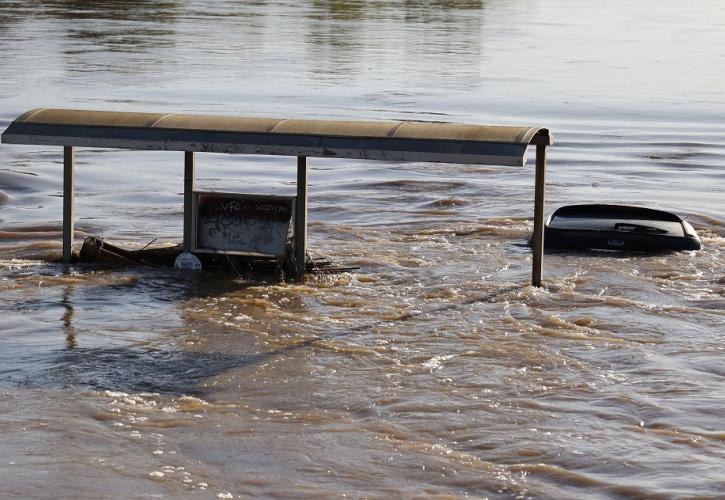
<box><xmin>2</xmin><ymin>108</ymin><xmax>552</xmax><ymax>166</ymax></box>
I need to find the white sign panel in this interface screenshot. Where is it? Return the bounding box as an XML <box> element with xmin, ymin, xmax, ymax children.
<box><xmin>195</xmin><ymin>192</ymin><xmax>294</xmax><ymax>257</ymax></box>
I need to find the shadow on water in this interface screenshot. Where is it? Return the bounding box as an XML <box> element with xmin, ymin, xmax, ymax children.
<box><xmin>25</xmin><ymin>346</ymin><xmax>261</xmax><ymax>395</ymax></box>
<box><xmin>0</xmin><ymin>266</ymin><xmax>267</xmax><ymax>395</ymax></box>
<box><xmin>0</xmin><ymin>262</ymin><xmax>287</xmax><ymax>395</ymax></box>
<box><xmin>3</xmin><ymin>258</ymin><xmax>519</xmax><ymax>396</ymax></box>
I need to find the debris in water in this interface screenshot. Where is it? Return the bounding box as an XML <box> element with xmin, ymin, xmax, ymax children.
<box><xmin>76</xmin><ymin>236</ymin><xmax>356</xmax><ymax>280</ymax></box>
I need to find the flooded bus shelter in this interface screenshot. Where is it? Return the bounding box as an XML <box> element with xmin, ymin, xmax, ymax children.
<box><xmin>1</xmin><ymin>109</ymin><xmax>553</xmax><ymax>286</ymax></box>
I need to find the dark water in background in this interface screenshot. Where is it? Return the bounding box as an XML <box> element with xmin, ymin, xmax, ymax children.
<box><xmin>0</xmin><ymin>1</ymin><xmax>724</xmax><ymax>498</ymax></box>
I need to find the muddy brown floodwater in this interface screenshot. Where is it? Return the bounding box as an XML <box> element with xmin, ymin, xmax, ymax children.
<box><xmin>0</xmin><ymin>0</ymin><xmax>724</xmax><ymax>498</ymax></box>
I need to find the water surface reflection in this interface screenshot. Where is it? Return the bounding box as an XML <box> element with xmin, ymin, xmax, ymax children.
<box><xmin>0</xmin><ymin>0</ymin><xmax>724</xmax><ymax>497</ymax></box>
<box><xmin>305</xmin><ymin>0</ymin><xmax>485</xmax><ymax>86</ymax></box>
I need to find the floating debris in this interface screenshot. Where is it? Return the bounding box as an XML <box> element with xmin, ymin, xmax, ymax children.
<box><xmin>76</xmin><ymin>236</ymin><xmax>356</xmax><ymax>280</ymax></box>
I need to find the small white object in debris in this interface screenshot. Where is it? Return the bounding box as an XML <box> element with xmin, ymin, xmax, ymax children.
<box><xmin>174</xmin><ymin>252</ymin><xmax>202</xmax><ymax>271</ymax></box>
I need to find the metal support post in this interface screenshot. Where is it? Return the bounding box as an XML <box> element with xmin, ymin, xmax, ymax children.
<box><xmin>63</xmin><ymin>146</ymin><xmax>74</xmax><ymax>263</ymax></box>
<box><xmin>294</xmin><ymin>156</ymin><xmax>308</xmax><ymax>280</ymax></box>
<box><xmin>532</xmin><ymin>144</ymin><xmax>547</xmax><ymax>287</ymax></box>
<box><xmin>183</xmin><ymin>151</ymin><xmax>195</xmax><ymax>252</ymax></box>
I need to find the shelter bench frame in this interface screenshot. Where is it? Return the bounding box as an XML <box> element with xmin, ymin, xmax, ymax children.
<box><xmin>2</xmin><ymin>109</ymin><xmax>552</xmax><ymax>286</ymax></box>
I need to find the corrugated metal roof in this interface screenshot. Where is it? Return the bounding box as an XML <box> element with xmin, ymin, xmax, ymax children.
<box><xmin>2</xmin><ymin>108</ymin><xmax>552</xmax><ymax>166</ymax></box>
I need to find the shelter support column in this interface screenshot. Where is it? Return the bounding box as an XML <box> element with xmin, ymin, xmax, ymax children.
<box><xmin>532</xmin><ymin>143</ymin><xmax>547</xmax><ymax>287</ymax></box>
<box><xmin>184</xmin><ymin>151</ymin><xmax>195</xmax><ymax>252</ymax></box>
<box><xmin>63</xmin><ymin>146</ymin><xmax>74</xmax><ymax>263</ymax></box>
<box><xmin>294</xmin><ymin>156</ymin><xmax>308</xmax><ymax>281</ymax></box>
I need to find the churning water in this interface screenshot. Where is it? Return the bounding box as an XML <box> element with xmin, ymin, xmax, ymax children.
<box><xmin>0</xmin><ymin>1</ymin><xmax>723</xmax><ymax>497</ymax></box>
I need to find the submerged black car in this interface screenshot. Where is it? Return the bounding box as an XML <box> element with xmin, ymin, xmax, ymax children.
<box><xmin>540</xmin><ymin>204</ymin><xmax>701</xmax><ymax>252</ymax></box>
